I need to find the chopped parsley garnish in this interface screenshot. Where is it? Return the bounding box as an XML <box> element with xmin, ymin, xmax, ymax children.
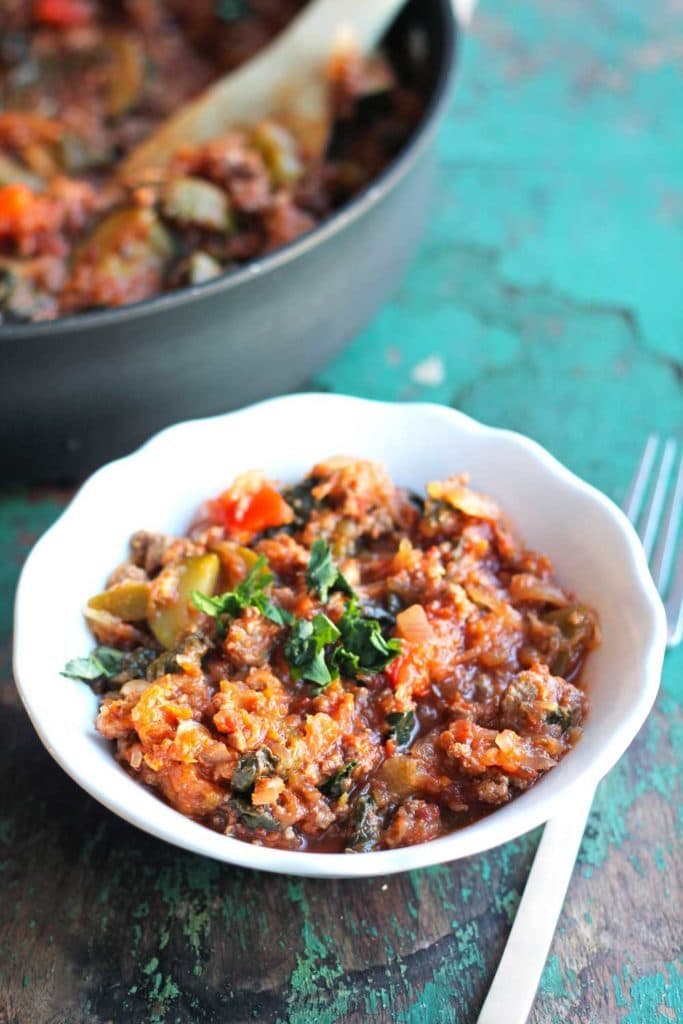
<box><xmin>193</xmin><ymin>546</ymin><xmax>401</xmax><ymax>691</ymax></box>
<box><xmin>305</xmin><ymin>539</ymin><xmax>354</xmax><ymax>603</ymax></box>
<box><xmin>386</xmin><ymin>710</ymin><xmax>416</xmax><ymax>747</ymax></box>
<box><xmin>191</xmin><ymin>556</ymin><xmax>293</xmax><ymax>626</ymax></box>
<box><xmin>545</xmin><ymin>706</ymin><xmax>575</xmax><ymax>731</ymax></box>
<box><xmin>284</xmin><ymin>613</ymin><xmax>340</xmax><ymax>689</ymax></box>
<box><xmin>62</xmin><ymin>646</ymin><xmax>126</xmax><ymax>682</ymax></box>
<box><xmin>319</xmin><ymin>761</ymin><xmax>358</xmax><ymax>799</ymax></box>
<box><xmin>333</xmin><ymin>599</ymin><xmax>402</xmax><ymax>678</ymax></box>
<box><xmin>358</xmin><ymin>596</ymin><xmax>401</xmax><ymax>634</ymax></box>
<box><xmin>284</xmin><ymin>598</ymin><xmax>401</xmax><ymax>691</ymax></box>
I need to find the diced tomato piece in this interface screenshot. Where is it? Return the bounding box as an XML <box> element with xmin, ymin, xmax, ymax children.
<box><xmin>385</xmin><ymin>644</ymin><xmax>431</xmax><ymax>698</ymax></box>
<box><xmin>386</xmin><ymin>654</ymin><xmax>407</xmax><ymax>689</ymax></box>
<box><xmin>0</xmin><ymin>184</ymin><xmax>61</xmax><ymax>245</ymax></box>
<box><xmin>207</xmin><ymin>483</ymin><xmax>293</xmax><ymax>537</ymax></box>
<box><xmin>384</xmin><ymin>737</ymin><xmax>398</xmax><ymax>756</ymax></box>
<box><xmin>0</xmin><ymin>183</ymin><xmax>33</xmax><ymax>226</ymax></box>
<box><xmin>33</xmin><ymin>0</ymin><xmax>94</xmax><ymax>28</ymax></box>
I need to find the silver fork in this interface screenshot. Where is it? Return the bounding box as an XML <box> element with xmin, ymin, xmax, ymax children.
<box><xmin>477</xmin><ymin>436</ymin><xmax>682</xmax><ymax>1024</ymax></box>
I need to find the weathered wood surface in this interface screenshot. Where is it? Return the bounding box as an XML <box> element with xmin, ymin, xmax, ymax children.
<box><xmin>1</xmin><ymin>1</ymin><xmax>682</xmax><ymax>1021</ymax></box>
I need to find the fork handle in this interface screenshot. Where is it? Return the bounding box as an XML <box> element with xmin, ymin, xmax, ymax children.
<box><xmin>476</xmin><ymin>785</ymin><xmax>596</xmax><ymax>1024</ymax></box>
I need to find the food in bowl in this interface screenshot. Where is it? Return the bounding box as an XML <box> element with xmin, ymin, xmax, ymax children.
<box><xmin>63</xmin><ymin>456</ymin><xmax>600</xmax><ymax>853</ymax></box>
<box><xmin>0</xmin><ymin>0</ymin><xmax>421</xmax><ymax>322</ymax></box>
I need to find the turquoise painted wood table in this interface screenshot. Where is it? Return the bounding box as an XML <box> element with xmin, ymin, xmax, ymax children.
<box><xmin>1</xmin><ymin>2</ymin><xmax>681</xmax><ymax>1022</ymax></box>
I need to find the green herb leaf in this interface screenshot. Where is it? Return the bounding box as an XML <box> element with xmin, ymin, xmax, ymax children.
<box><xmin>305</xmin><ymin>539</ymin><xmax>355</xmax><ymax>603</ymax></box>
<box><xmin>386</xmin><ymin>710</ymin><xmax>415</xmax><ymax>747</ymax></box>
<box><xmin>190</xmin><ymin>590</ymin><xmax>231</xmax><ymax>617</ymax></box>
<box><xmin>146</xmin><ymin>649</ymin><xmax>178</xmax><ymax>680</ymax></box>
<box><xmin>319</xmin><ymin>761</ymin><xmax>358</xmax><ymax>799</ymax></box>
<box><xmin>545</xmin><ymin>706</ymin><xmax>575</xmax><ymax>731</ymax></box>
<box><xmin>359</xmin><ymin>597</ymin><xmax>401</xmax><ymax>634</ymax></box>
<box><xmin>283</xmin><ymin>596</ymin><xmax>401</xmax><ymax>691</ymax></box>
<box><xmin>335</xmin><ymin>599</ymin><xmax>402</xmax><ymax>677</ymax></box>
<box><xmin>192</xmin><ymin>555</ymin><xmax>272</xmax><ymax>616</ymax></box>
<box><xmin>191</xmin><ymin>555</ymin><xmax>292</xmax><ymax>626</ymax></box>
<box><xmin>281</xmin><ymin>479</ymin><xmax>321</xmax><ymax>529</ymax></box>
<box><xmin>232</xmin><ymin>747</ymin><xmax>279</xmax><ymax>794</ymax></box>
<box><xmin>229</xmin><ymin>796</ymin><xmax>281</xmax><ymax>832</ymax></box>
<box><xmin>146</xmin><ymin>635</ymin><xmax>208</xmax><ymax>680</ymax></box>
<box><xmin>346</xmin><ymin>794</ymin><xmax>382</xmax><ymax>852</ymax></box>
<box><xmin>62</xmin><ymin>646</ymin><xmax>126</xmax><ymax>682</ymax></box>
<box><xmin>257</xmin><ymin>595</ymin><xmax>294</xmax><ymax>627</ymax></box>
<box><xmin>284</xmin><ymin>613</ymin><xmax>340</xmax><ymax>689</ymax></box>
<box><xmin>118</xmin><ymin>647</ymin><xmax>158</xmax><ymax>680</ymax></box>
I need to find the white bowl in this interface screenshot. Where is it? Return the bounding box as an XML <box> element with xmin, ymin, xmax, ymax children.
<box><xmin>13</xmin><ymin>395</ymin><xmax>667</xmax><ymax>878</ymax></box>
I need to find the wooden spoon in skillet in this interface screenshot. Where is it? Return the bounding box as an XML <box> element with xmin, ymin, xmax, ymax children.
<box><xmin>121</xmin><ymin>0</ymin><xmax>411</xmax><ymax>179</ymax></box>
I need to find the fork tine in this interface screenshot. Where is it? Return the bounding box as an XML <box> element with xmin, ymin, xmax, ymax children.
<box><xmin>639</xmin><ymin>439</ymin><xmax>677</xmax><ymax>559</ymax></box>
<box><xmin>622</xmin><ymin>434</ymin><xmax>658</xmax><ymax>523</ymax></box>
<box><xmin>650</xmin><ymin>451</ymin><xmax>683</xmax><ymax>593</ymax></box>
<box><xmin>665</xmin><ymin>540</ymin><xmax>683</xmax><ymax>646</ymax></box>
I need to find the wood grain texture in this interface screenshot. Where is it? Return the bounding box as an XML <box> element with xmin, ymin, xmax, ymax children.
<box><xmin>1</xmin><ymin>0</ymin><xmax>682</xmax><ymax>1021</ymax></box>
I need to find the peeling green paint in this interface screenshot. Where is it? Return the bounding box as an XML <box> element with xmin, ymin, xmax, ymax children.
<box><xmin>617</xmin><ymin>963</ymin><xmax>682</xmax><ymax>1024</ymax></box>
<box><xmin>276</xmin><ymin>880</ymin><xmax>351</xmax><ymax>1024</ymax></box>
<box><xmin>654</xmin><ymin>848</ymin><xmax>667</xmax><ymax>873</ymax></box>
<box><xmin>542</xmin><ymin>956</ymin><xmax>569</xmax><ymax>1000</ymax></box>
<box><xmin>153</xmin><ymin>858</ymin><xmax>219</xmax><ymax>971</ymax></box>
<box><xmin>143</xmin><ymin>957</ymin><xmax>159</xmax><ymax>976</ymax></box>
<box><xmin>629</xmin><ymin>855</ymin><xmax>646</xmax><ymax>878</ymax></box>
<box><xmin>614</xmin><ymin>971</ymin><xmax>629</xmax><ymax>1008</ymax></box>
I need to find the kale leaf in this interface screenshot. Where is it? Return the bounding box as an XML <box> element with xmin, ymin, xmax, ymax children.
<box><xmin>305</xmin><ymin>539</ymin><xmax>354</xmax><ymax>603</ymax></box>
<box><xmin>232</xmin><ymin>747</ymin><xmax>280</xmax><ymax>794</ymax></box>
<box><xmin>545</xmin><ymin>706</ymin><xmax>576</xmax><ymax>731</ymax></box>
<box><xmin>386</xmin><ymin>710</ymin><xmax>416</xmax><ymax>747</ymax></box>
<box><xmin>281</xmin><ymin>479</ymin><xmax>321</xmax><ymax>530</ymax></box>
<box><xmin>346</xmin><ymin>794</ymin><xmax>382</xmax><ymax>852</ymax></box>
<box><xmin>319</xmin><ymin>761</ymin><xmax>358</xmax><ymax>799</ymax></box>
<box><xmin>229</xmin><ymin>797</ymin><xmax>281</xmax><ymax>832</ymax></box>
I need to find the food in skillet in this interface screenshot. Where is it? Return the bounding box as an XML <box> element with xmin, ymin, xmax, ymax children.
<box><xmin>64</xmin><ymin>457</ymin><xmax>600</xmax><ymax>853</ymax></box>
<box><xmin>0</xmin><ymin>1</ymin><xmax>421</xmax><ymax>322</ymax></box>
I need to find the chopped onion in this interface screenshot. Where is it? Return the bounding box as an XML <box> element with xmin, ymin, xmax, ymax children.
<box><xmin>427</xmin><ymin>477</ymin><xmax>500</xmax><ymax>520</ymax></box>
<box><xmin>509</xmin><ymin>573</ymin><xmax>569</xmax><ymax>606</ymax></box>
<box><xmin>396</xmin><ymin>604</ymin><xmax>433</xmax><ymax>643</ymax></box>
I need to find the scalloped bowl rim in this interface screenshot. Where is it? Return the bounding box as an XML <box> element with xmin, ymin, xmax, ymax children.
<box><xmin>13</xmin><ymin>395</ymin><xmax>666</xmax><ymax>877</ymax></box>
